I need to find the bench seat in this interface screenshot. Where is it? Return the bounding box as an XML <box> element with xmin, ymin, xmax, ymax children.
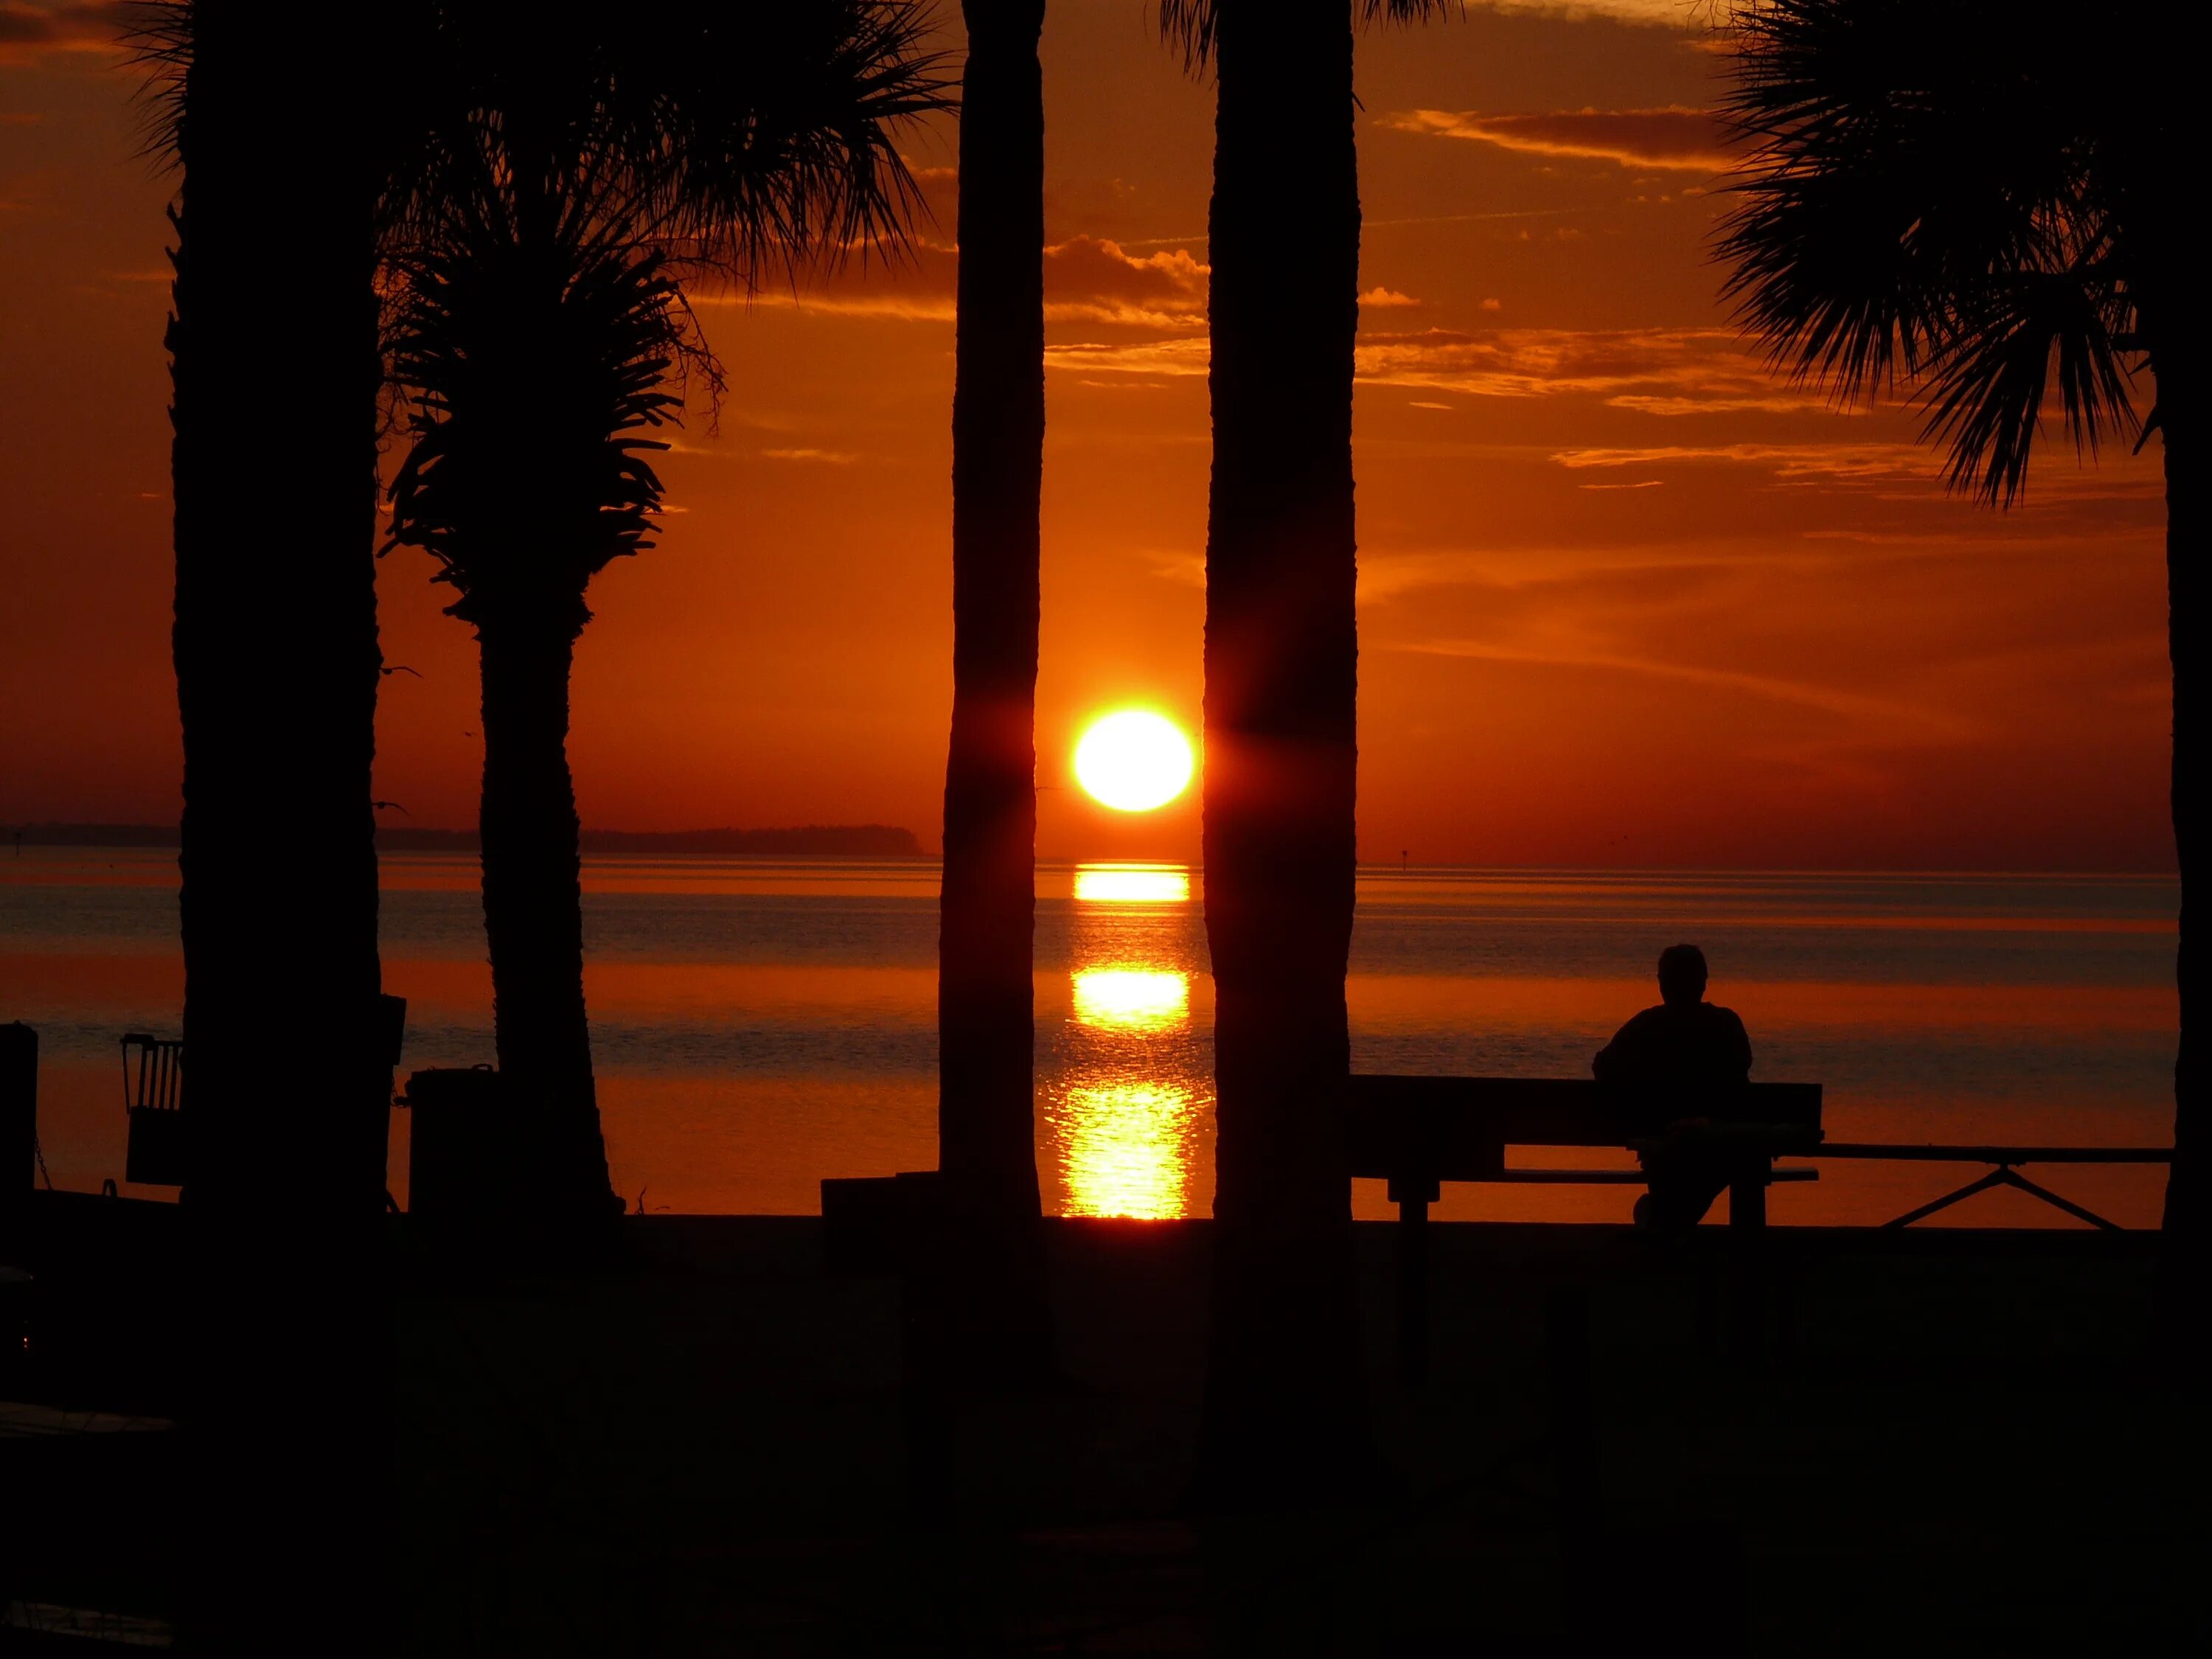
<box><xmin>1347</xmin><ymin>1074</ymin><xmax>1824</xmax><ymax>1380</ymax></box>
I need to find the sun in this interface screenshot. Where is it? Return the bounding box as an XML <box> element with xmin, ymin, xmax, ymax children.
<box><xmin>1075</xmin><ymin>710</ymin><xmax>1194</xmax><ymax>813</ymax></box>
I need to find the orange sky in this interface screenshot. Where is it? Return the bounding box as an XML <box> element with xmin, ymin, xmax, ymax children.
<box><xmin>0</xmin><ymin>1</ymin><xmax>2174</xmax><ymax>870</ymax></box>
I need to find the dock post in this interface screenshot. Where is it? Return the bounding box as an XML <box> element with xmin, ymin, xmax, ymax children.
<box><xmin>1</xmin><ymin>1022</ymin><xmax>35</xmax><ymax>1257</ymax></box>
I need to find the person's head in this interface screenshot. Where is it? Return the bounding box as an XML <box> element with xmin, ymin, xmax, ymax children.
<box><xmin>1657</xmin><ymin>944</ymin><xmax>1708</xmax><ymax>1007</ymax></box>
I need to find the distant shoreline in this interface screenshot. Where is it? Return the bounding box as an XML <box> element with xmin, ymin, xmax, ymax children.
<box><xmin>3</xmin><ymin>822</ymin><xmax>926</xmax><ymax>858</ymax></box>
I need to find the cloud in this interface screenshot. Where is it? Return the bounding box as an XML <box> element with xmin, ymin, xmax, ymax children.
<box><xmin>1045</xmin><ymin>337</ymin><xmax>1210</xmax><ymax>378</ymax></box>
<box><xmin>762</xmin><ymin>448</ymin><xmax>857</xmax><ymax>465</ymax></box>
<box><xmin>1354</xmin><ymin>326</ymin><xmax>1828</xmax><ymax>411</ymax></box>
<box><xmin>1055</xmin><ymin>326</ymin><xmax>1847</xmax><ymax>414</ymax></box>
<box><xmin>1360</xmin><ymin>285</ymin><xmax>1421</xmax><ymax>310</ymax></box>
<box><xmin>1044</xmin><ymin>236</ymin><xmax>1207</xmax><ymax>327</ymax></box>
<box><xmin>1380</xmin><ymin>107</ymin><xmax>1732</xmax><ymax>173</ymax></box>
<box><xmin>1465</xmin><ymin>1</ymin><xmax>1710</xmax><ymax>26</ymax></box>
<box><xmin>1551</xmin><ymin>442</ymin><xmax>1928</xmax><ymax>479</ymax></box>
<box><xmin>1397</xmin><ymin>636</ymin><xmax>1976</xmax><ymax>737</ymax></box>
<box><xmin>0</xmin><ymin>1</ymin><xmax>120</xmax><ymax>63</ymax></box>
<box><xmin>719</xmin><ymin>233</ymin><xmax>1208</xmax><ymax>330</ymax></box>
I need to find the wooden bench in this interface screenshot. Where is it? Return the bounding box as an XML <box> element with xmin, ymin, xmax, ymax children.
<box><xmin>1346</xmin><ymin>1075</ymin><xmax>1824</xmax><ymax>1378</ymax></box>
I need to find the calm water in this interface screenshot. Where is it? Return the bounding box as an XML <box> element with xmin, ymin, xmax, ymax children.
<box><xmin>0</xmin><ymin>850</ymin><xmax>2180</xmax><ymax>1226</ymax></box>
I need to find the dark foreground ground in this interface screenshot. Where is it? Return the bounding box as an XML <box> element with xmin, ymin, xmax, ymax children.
<box><xmin>5</xmin><ymin>1199</ymin><xmax>2205</xmax><ymax>1654</ymax></box>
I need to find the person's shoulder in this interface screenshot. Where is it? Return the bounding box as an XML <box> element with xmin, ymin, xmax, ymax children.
<box><xmin>1705</xmin><ymin>1004</ymin><xmax>1750</xmax><ymax>1033</ymax></box>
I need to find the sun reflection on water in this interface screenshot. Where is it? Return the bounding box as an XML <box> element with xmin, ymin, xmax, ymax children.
<box><xmin>1048</xmin><ymin>863</ymin><xmax>1209</xmax><ymax>1218</ymax></box>
<box><xmin>1054</xmin><ymin>1082</ymin><xmax>1198</xmax><ymax>1220</ymax></box>
<box><xmin>1072</xmin><ymin>865</ymin><xmax>1190</xmax><ymax>905</ymax></box>
<box><xmin>1073</xmin><ymin>967</ymin><xmax>1190</xmax><ymax>1032</ymax></box>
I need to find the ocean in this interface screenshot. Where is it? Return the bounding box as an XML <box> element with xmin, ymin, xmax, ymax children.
<box><xmin>0</xmin><ymin>849</ymin><xmax>2179</xmax><ymax>1227</ymax></box>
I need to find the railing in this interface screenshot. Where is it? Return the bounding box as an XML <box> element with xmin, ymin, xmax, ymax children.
<box><xmin>1784</xmin><ymin>1144</ymin><xmax>2174</xmax><ymax>1231</ymax></box>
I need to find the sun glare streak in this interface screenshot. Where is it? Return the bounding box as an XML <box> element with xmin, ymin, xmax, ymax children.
<box><xmin>1074</xmin><ymin>864</ymin><xmax>1190</xmax><ymax>904</ymax></box>
<box><xmin>1056</xmin><ymin>1082</ymin><xmax>1197</xmax><ymax>1219</ymax></box>
<box><xmin>1073</xmin><ymin>967</ymin><xmax>1191</xmax><ymax>1032</ymax></box>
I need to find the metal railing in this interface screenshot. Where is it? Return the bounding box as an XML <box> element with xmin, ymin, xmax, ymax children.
<box><xmin>1784</xmin><ymin>1144</ymin><xmax>2174</xmax><ymax>1231</ymax></box>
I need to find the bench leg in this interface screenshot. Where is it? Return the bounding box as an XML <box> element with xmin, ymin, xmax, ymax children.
<box><xmin>1728</xmin><ymin>1167</ymin><xmax>1770</xmax><ymax>1367</ymax></box>
<box><xmin>1390</xmin><ymin>1176</ymin><xmax>1439</xmax><ymax>1384</ymax></box>
<box><xmin>1728</xmin><ymin>1169</ymin><xmax>1767</xmax><ymax>1231</ymax></box>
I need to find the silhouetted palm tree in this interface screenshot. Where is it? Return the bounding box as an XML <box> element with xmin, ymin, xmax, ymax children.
<box><xmin>939</xmin><ymin>0</ymin><xmax>1054</xmax><ymax>1380</ymax></box>
<box><xmin>384</xmin><ymin>4</ymin><xmax>948</xmax><ymax>1231</ymax></box>
<box><xmin>132</xmin><ymin>0</ymin><xmax>407</xmax><ymax>1645</ymax></box>
<box><xmin>1161</xmin><ymin>0</ymin><xmax>1453</xmax><ymax>1506</ymax></box>
<box><xmin>1716</xmin><ymin>1</ymin><xmax>2195</xmax><ymax>1252</ymax></box>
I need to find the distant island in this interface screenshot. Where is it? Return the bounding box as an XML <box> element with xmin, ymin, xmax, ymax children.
<box><xmin>7</xmin><ymin>822</ymin><xmax>925</xmax><ymax>858</ymax></box>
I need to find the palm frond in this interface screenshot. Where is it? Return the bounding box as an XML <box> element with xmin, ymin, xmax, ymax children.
<box><xmin>1921</xmin><ymin>261</ymin><xmax>2136</xmax><ymax>504</ymax></box>
<box><xmin>386</xmin><ymin>1</ymin><xmax>954</xmax><ymax>290</ymax></box>
<box><xmin>119</xmin><ymin>0</ymin><xmax>191</xmax><ymax>167</ymax></box>
<box><xmin>641</xmin><ymin>0</ymin><xmax>956</xmax><ymax>284</ymax></box>
<box><xmin>384</xmin><ymin>177</ymin><xmax>689</xmax><ymax>622</ymax></box>
<box><xmin>1716</xmin><ymin>0</ymin><xmax>2143</xmax><ymax>505</ymax></box>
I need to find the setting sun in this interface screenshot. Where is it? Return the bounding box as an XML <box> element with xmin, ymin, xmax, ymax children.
<box><xmin>1074</xmin><ymin>711</ymin><xmax>1194</xmax><ymax>813</ymax></box>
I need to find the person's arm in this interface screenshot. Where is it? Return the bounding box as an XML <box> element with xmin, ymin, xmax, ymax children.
<box><xmin>1728</xmin><ymin>1010</ymin><xmax>1753</xmax><ymax>1078</ymax></box>
<box><xmin>1594</xmin><ymin>1009</ymin><xmax>1646</xmax><ymax>1080</ymax></box>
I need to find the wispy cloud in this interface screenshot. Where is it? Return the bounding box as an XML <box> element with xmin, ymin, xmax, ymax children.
<box><xmin>1379</xmin><ymin>107</ymin><xmax>1732</xmax><ymax>173</ymax></box>
<box><xmin>0</xmin><ymin>1</ymin><xmax>120</xmax><ymax>64</ymax></box>
<box><xmin>1045</xmin><ymin>337</ymin><xmax>1210</xmax><ymax>379</ymax></box>
<box><xmin>1047</xmin><ymin>236</ymin><xmax>1206</xmax><ymax>324</ymax></box>
<box><xmin>762</xmin><ymin>448</ymin><xmax>857</xmax><ymax>465</ymax></box>
<box><xmin>1399</xmin><ymin>635</ymin><xmax>1974</xmax><ymax>735</ymax></box>
<box><xmin>709</xmin><ymin>234</ymin><xmax>1209</xmax><ymax>330</ymax></box>
<box><xmin>1551</xmin><ymin>442</ymin><xmax>1927</xmax><ymax>479</ymax></box>
<box><xmin>1355</xmin><ymin>326</ymin><xmax>1827</xmax><ymax>411</ymax></box>
<box><xmin>1464</xmin><ymin>1</ymin><xmax>1710</xmax><ymax>26</ymax></box>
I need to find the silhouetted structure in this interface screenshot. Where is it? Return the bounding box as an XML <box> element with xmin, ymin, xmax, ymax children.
<box><xmin>936</xmin><ymin>0</ymin><xmax>1055</xmax><ymax>1380</ymax></box>
<box><xmin>1161</xmin><ymin>0</ymin><xmax>1450</xmax><ymax>1507</ymax></box>
<box><xmin>120</xmin><ymin>1032</ymin><xmax>189</xmax><ymax>1188</ymax></box>
<box><xmin>1347</xmin><ymin>1073</ymin><xmax>1823</xmax><ymax>1375</ymax></box>
<box><xmin>1</xmin><ymin>821</ymin><xmax>925</xmax><ymax>855</ymax></box>
<box><xmin>137</xmin><ymin>1</ymin><xmax>394</xmax><ymax>1647</ymax></box>
<box><xmin>1717</xmin><ymin>1</ymin><xmax>2197</xmax><ymax>1271</ymax></box>
<box><xmin>386</xmin><ymin>205</ymin><xmax>677</xmax><ymax>1229</ymax></box>
<box><xmin>382</xmin><ymin>3</ymin><xmax>949</xmax><ymax>1232</ymax></box>
<box><xmin>1593</xmin><ymin>945</ymin><xmax>1756</xmax><ymax>1228</ymax></box>
<box><xmin>1</xmin><ymin>1022</ymin><xmax>33</xmax><ymax>1261</ymax></box>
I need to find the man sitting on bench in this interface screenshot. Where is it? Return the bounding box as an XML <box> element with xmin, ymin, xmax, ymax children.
<box><xmin>1594</xmin><ymin>944</ymin><xmax>1753</xmax><ymax>1228</ymax></box>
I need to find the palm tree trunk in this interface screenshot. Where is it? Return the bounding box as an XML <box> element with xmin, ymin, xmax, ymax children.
<box><xmin>2160</xmin><ymin>354</ymin><xmax>2200</xmax><ymax>1261</ymax></box>
<box><xmin>169</xmin><ymin>1</ymin><xmax>389</xmax><ymax>1644</ymax></box>
<box><xmin>1192</xmin><ymin>0</ymin><xmax>1371</xmax><ymax>1506</ymax></box>
<box><xmin>936</xmin><ymin>0</ymin><xmax>1054</xmax><ymax>1380</ymax></box>
<box><xmin>476</xmin><ymin>609</ymin><xmax>617</xmax><ymax>1228</ymax></box>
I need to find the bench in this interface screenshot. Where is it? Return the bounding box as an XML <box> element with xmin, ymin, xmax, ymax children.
<box><xmin>1789</xmin><ymin>1142</ymin><xmax>2174</xmax><ymax>1230</ymax></box>
<box><xmin>1346</xmin><ymin>1075</ymin><xmax>1823</xmax><ymax>1377</ymax></box>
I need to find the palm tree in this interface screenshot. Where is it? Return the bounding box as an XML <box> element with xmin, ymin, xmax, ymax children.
<box><xmin>1715</xmin><ymin>1</ymin><xmax>2194</xmax><ymax>1259</ymax></box>
<box><xmin>938</xmin><ymin>0</ymin><xmax>1054</xmax><ymax>1380</ymax></box>
<box><xmin>1159</xmin><ymin>0</ymin><xmax>1453</xmax><ymax>1506</ymax></box>
<box><xmin>133</xmin><ymin>0</ymin><xmax>400</xmax><ymax>1644</ymax></box>
<box><xmin>383</xmin><ymin>3</ymin><xmax>950</xmax><ymax>1232</ymax></box>
<box><xmin>386</xmin><ymin>198</ymin><xmax>684</xmax><ymax>1231</ymax></box>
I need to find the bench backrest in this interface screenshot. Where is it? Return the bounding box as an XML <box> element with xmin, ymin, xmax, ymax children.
<box><xmin>1345</xmin><ymin>1075</ymin><xmax>1823</xmax><ymax>1183</ymax></box>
